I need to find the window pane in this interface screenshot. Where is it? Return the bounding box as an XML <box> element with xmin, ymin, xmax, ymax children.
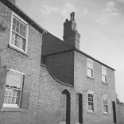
<box><xmin>104</xmin><ymin>105</ymin><xmax>108</xmax><ymax>112</ymax></box>
<box><xmin>87</xmin><ymin>69</ymin><xmax>92</xmax><ymax>77</ymax></box>
<box><xmin>20</xmin><ymin>23</ymin><xmax>26</xmax><ymax>37</ymax></box>
<box><xmin>4</xmin><ymin>88</ymin><xmax>13</xmax><ymax>104</ymax></box>
<box><xmin>15</xmin><ymin>20</ymin><xmax>20</xmax><ymax>33</ymax></box>
<box><xmin>102</xmin><ymin>75</ymin><xmax>106</xmax><ymax>82</ymax></box>
<box><xmin>88</xmin><ymin>104</ymin><xmax>94</xmax><ymax>111</ymax></box>
<box><xmin>6</xmin><ymin>70</ymin><xmax>23</xmax><ymax>88</ymax></box>
<box><xmin>14</xmin><ymin>34</ymin><xmax>26</xmax><ymax>51</ymax></box>
<box><xmin>88</xmin><ymin>93</ymin><xmax>94</xmax><ymax>112</ymax></box>
<box><xmin>88</xmin><ymin>94</ymin><xmax>93</xmax><ymax>97</ymax></box>
<box><xmin>87</xmin><ymin>59</ymin><xmax>94</xmax><ymax>77</ymax></box>
<box><xmin>12</xmin><ymin>18</ymin><xmax>17</xmax><ymax>31</ymax></box>
<box><xmin>11</xmin><ymin>15</ymin><xmax>28</xmax><ymax>52</ymax></box>
<box><xmin>102</xmin><ymin>66</ymin><xmax>107</xmax><ymax>82</ymax></box>
<box><xmin>87</xmin><ymin>59</ymin><xmax>93</xmax><ymax>68</ymax></box>
<box><xmin>4</xmin><ymin>88</ymin><xmax>20</xmax><ymax>105</ymax></box>
<box><xmin>4</xmin><ymin>70</ymin><xmax>23</xmax><ymax>107</ymax></box>
<box><xmin>22</xmin><ymin>39</ymin><xmax>26</xmax><ymax>51</ymax></box>
<box><xmin>103</xmin><ymin>96</ymin><xmax>109</xmax><ymax>113</ymax></box>
<box><xmin>91</xmin><ymin>69</ymin><xmax>94</xmax><ymax>77</ymax></box>
<box><xmin>102</xmin><ymin>66</ymin><xmax>106</xmax><ymax>75</ymax></box>
<box><xmin>11</xmin><ymin>33</ymin><xmax>16</xmax><ymax>45</ymax></box>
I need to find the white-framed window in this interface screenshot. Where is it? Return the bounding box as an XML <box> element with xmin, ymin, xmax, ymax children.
<box><xmin>87</xmin><ymin>58</ymin><xmax>94</xmax><ymax>78</ymax></box>
<box><xmin>102</xmin><ymin>66</ymin><xmax>107</xmax><ymax>83</ymax></box>
<box><xmin>3</xmin><ymin>69</ymin><xmax>24</xmax><ymax>108</ymax></box>
<box><xmin>9</xmin><ymin>13</ymin><xmax>28</xmax><ymax>53</ymax></box>
<box><xmin>102</xmin><ymin>95</ymin><xmax>109</xmax><ymax>114</ymax></box>
<box><xmin>87</xmin><ymin>92</ymin><xmax>94</xmax><ymax>112</ymax></box>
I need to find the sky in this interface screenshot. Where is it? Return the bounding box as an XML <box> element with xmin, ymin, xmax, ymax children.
<box><xmin>16</xmin><ymin>0</ymin><xmax>124</xmax><ymax>101</ymax></box>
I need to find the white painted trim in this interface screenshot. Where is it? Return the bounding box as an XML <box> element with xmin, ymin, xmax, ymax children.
<box><xmin>12</xmin><ymin>12</ymin><xmax>28</xmax><ymax>25</ymax></box>
<box><xmin>102</xmin><ymin>94</ymin><xmax>109</xmax><ymax>114</ymax></box>
<box><xmin>101</xmin><ymin>65</ymin><xmax>108</xmax><ymax>83</ymax></box>
<box><xmin>9</xmin><ymin>12</ymin><xmax>29</xmax><ymax>54</ymax></box>
<box><xmin>87</xmin><ymin>90</ymin><xmax>95</xmax><ymax>113</ymax></box>
<box><xmin>87</xmin><ymin>90</ymin><xmax>94</xmax><ymax>94</ymax></box>
<box><xmin>3</xmin><ymin>68</ymin><xmax>25</xmax><ymax>108</ymax></box>
<box><xmin>86</xmin><ymin>58</ymin><xmax>94</xmax><ymax>79</ymax></box>
<box><xmin>7</xmin><ymin>68</ymin><xmax>25</xmax><ymax>75</ymax></box>
<box><xmin>3</xmin><ymin>104</ymin><xmax>19</xmax><ymax>108</ymax></box>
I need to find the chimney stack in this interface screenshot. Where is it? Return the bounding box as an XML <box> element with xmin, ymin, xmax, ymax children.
<box><xmin>63</xmin><ymin>12</ymin><xmax>80</xmax><ymax>49</ymax></box>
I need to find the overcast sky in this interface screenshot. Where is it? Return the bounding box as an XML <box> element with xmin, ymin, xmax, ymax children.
<box><xmin>16</xmin><ymin>0</ymin><xmax>124</xmax><ymax>101</ymax></box>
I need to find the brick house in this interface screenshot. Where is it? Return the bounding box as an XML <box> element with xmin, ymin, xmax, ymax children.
<box><xmin>0</xmin><ymin>0</ymin><xmax>119</xmax><ymax>124</ymax></box>
<box><xmin>116</xmin><ymin>100</ymin><xmax>124</xmax><ymax>124</ymax></box>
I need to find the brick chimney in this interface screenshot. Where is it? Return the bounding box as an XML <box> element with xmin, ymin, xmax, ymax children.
<box><xmin>63</xmin><ymin>12</ymin><xmax>80</xmax><ymax>49</ymax></box>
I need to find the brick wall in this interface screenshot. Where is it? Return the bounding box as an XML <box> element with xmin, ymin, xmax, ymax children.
<box><xmin>42</xmin><ymin>32</ymin><xmax>73</xmax><ymax>56</ymax></box>
<box><xmin>0</xmin><ymin>1</ymin><xmax>43</xmax><ymax>123</ymax></box>
<box><xmin>0</xmin><ymin>1</ymin><xmax>119</xmax><ymax>124</ymax></box>
<box><xmin>46</xmin><ymin>51</ymin><xmax>74</xmax><ymax>86</ymax></box>
<box><xmin>37</xmin><ymin>65</ymin><xmax>76</xmax><ymax>124</ymax></box>
<box><xmin>0</xmin><ymin>2</ymin><xmax>77</xmax><ymax>124</ymax></box>
<box><xmin>74</xmin><ymin>51</ymin><xmax>116</xmax><ymax>124</ymax></box>
<box><xmin>117</xmin><ymin>103</ymin><xmax>124</xmax><ymax>124</ymax></box>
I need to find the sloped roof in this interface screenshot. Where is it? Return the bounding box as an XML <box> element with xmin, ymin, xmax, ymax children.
<box><xmin>0</xmin><ymin>0</ymin><xmax>115</xmax><ymax>71</ymax></box>
<box><xmin>0</xmin><ymin>0</ymin><xmax>45</xmax><ymax>34</ymax></box>
<box><xmin>42</xmin><ymin>32</ymin><xmax>115</xmax><ymax>71</ymax></box>
<box><xmin>42</xmin><ymin>32</ymin><xmax>74</xmax><ymax>56</ymax></box>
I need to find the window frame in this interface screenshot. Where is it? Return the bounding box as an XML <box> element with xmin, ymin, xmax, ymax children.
<box><xmin>3</xmin><ymin>68</ymin><xmax>24</xmax><ymax>108</ymax></box>
<box><xmin>102</xmin><ymin>95</ymin><xmax>109</xmax><ymax>114</ymax></box>
<box><xmin>87</xmin><ymin>91</ymin><xmax>95</xmax><ymax>112</ymax></box>
<box><xmin>102</xmin><ymin>66</ymin><xmax>107</xmax><ymax>83</ymax></box>
<box><xmin>87</xmin><ymin>58</ymin><xmax>94</xmax><ymax>78</ymax></box>
<box><xmin>9</xmin><ymin>12</ymin><xmax>29</xmax><ymax>54</ymax></box>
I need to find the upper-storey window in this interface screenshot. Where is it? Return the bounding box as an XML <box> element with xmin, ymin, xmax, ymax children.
<box><xmin>102</xmin><ymin>66</ymin><xmax>107</xmax><ymax>83</ymax></box>
<box><xmin>87</xmin><ymin>58</ymin><xmax>94</xmax><ymax>78</ymax></box>
<box><xmin>9</xmin><ymin>13</ymin><xmax>28</xmax><ymax>53</ymax></box>
<box><xmin>3</xmin><ymin>69</ymin><xmax>24</xmax><ymax>108</ymax></box>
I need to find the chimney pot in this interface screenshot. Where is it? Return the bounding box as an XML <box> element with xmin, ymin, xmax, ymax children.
<box><xmin>70</xmin><ymin>12</ymin><xmax>75</xmax><ymax>21</ymax></box>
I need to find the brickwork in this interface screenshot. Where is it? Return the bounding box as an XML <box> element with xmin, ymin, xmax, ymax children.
<box><xmin>0</xmin><ymin>1</ymin><xmax>119</xmax><ymax>124</ymax></box>
<box><xmin>74</xmin><ymin>51</ymin><xmax>116</xmax><ymax>124</ymax></box>
<box><xmin>46</xmin><ymin>51</ymin><xmax>74</xmax><ymax>86</ymax></box>
<box><xmin>37</xmin><ymin>66</ymin><xmax>76</xmax><ymax>124</ymax></box>
<box><xmin>0</xmin><ymin>1</ymin><xmax>43</xmax><ymax>123</ymax></box>
<box><xmin>42</xmin><ymin>32</ymin><xmax>73</xmax><ymax>56</ymax></box>
<box><xmin>117</xmin><ymin>103</ymin><xmax>124</xmax><ymax>124</ymax></box>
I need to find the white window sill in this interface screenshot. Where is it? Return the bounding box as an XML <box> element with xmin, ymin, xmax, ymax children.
<box><xmin>3</xmin><ymin>104</ymin><xmax>19</xmax><ymax>108</ymax></box>
<box><xmin>87</xmin><ymin>109</ymin><xmax>95</xmax><ymax>113</ymax></box>
<box><xmin>102</xmin><ymin>81</ymin><xmax>108</xmax><ymax>85</ymax></box>
<box><xmin>103</xmin><ymin>112</ymin><xmax>109</xmax><ymax>115</ymax></box>
<box><xmin>59</xmin><ymin>121</ymin><xmax>66</xmax><ymax>124</ymax></box>
<box><xmin>75</xmin><ymin>122</ymin><xmax>80</xmax><ymax>124</ymax></box>
<box><xmin>1</xmin><ymin>107</ymin><xmax>26</xmax><ymax>112</ymax></box>
<box><xmin>87</xmin><ymin>110</ymin><xmax>96</xmax><ymax>115</ymax></box>
<box><xmin>1</xmin><ymin>104</ymin><xmax>26</xmax><ymax>112</ymax></box>
<box><xmin>8</xmin><ymin>43</ymin><xmax>28</xmax><ymax>56</ymax></box>
<box><xmin>87</xmin><ymin>75</ymin><xmax>94</xmax><ymax>80</ymax></box>
<box><xmin>1</xmin><ymin>104</ymin><xmax>21</xmax><ymax>112</ymax></box>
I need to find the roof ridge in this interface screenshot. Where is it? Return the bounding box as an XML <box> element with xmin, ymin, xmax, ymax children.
<box><xmin>0</xmin><ymin>0</ymin><xmax>46</xmax><ymax>33</ymax></box>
